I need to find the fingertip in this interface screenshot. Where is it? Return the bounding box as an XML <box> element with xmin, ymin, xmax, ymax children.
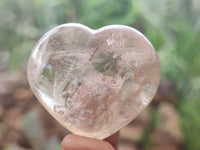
<box><xmin>61</xmin><ymin>134</ymin><xmax>115</xmax><ymax>150</ymax></box>
<box><xmin>61</xmin><ymin>134</ymin><xmax>75</xmax><ymax>150</ymax></box>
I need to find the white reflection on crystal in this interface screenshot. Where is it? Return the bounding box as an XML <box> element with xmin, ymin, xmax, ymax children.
<box><xmin>142</xmin><ymin>97</ymin><xmax>148</xmax><ymax>105</ymax></box>
<box><xmin>34</xmin><ymin>86</ymin><xmax>53</xmax><ymax>109</ymax></box>
<box><xmin>106</xmin><ymin>39</ymin><xmax>112</xmax><ymax>46</ymax></box>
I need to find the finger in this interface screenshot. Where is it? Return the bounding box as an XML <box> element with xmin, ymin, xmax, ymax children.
<box><xmin>104</xmin><ymin>131</ymin><xmax>119</xmax><ymax>150</ymax></box>
<box><xmin>61</xmin><ymin>134</ymin><xmax>115</xmax><ymax>150</ymax></box>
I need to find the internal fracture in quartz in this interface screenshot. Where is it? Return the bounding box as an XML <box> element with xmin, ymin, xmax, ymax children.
<box><xmin>27</xmin><ymin>23</ymin><xmax>160</xmax><ymax>139</ymax></box>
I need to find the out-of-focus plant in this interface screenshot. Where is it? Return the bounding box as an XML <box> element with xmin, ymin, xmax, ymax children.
<box><xmin>132</xmin><ymin>0</ymin><xmax>200</xmax><ymax>149</ymax></box>
<box><xmin>0</xmin><ymin>0</ymin><xmax>72</xmax><ymax>70</ymax></box>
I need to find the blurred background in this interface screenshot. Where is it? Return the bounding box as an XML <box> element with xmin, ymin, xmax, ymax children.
<box><xmin>0</xmin><ymin>0</ymin><xmax>200</xmax><ymax>150</ymax></box>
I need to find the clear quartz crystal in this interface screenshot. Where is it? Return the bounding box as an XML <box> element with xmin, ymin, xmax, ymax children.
<box><xmin>28</xmin><ymin>23</ymin><xmax>160</xmax><ymax>139</ymax></box>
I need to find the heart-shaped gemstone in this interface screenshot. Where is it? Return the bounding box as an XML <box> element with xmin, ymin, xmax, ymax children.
<box><xmin>27</xmin><ymin>23</ymin><xmax>160</xmax><ymax>139</ymax></box>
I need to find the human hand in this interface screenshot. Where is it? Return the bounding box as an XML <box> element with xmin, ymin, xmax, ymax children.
<box><xmin>61</xmin><ymin>131</ymin><xmax>119</xmax><ymax>150</ymax></box>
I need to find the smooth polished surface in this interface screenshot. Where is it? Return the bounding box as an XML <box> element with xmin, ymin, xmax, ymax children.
<box><xmin>28</xmin><ymin>23</ymin><xmax>160</xmax><ymax>139</ymax></box>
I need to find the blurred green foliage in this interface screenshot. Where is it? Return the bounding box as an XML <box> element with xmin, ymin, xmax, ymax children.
<box><xmin>0</xmin><ymin>0</ymin><xmax>200</xmax><ymax>149</ymax></box>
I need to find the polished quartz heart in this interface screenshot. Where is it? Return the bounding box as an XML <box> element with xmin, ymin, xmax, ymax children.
<box><xmin>27</xmin><ymin>23</ymin><xmax>160</xmax><ymax>139</ymax></box>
